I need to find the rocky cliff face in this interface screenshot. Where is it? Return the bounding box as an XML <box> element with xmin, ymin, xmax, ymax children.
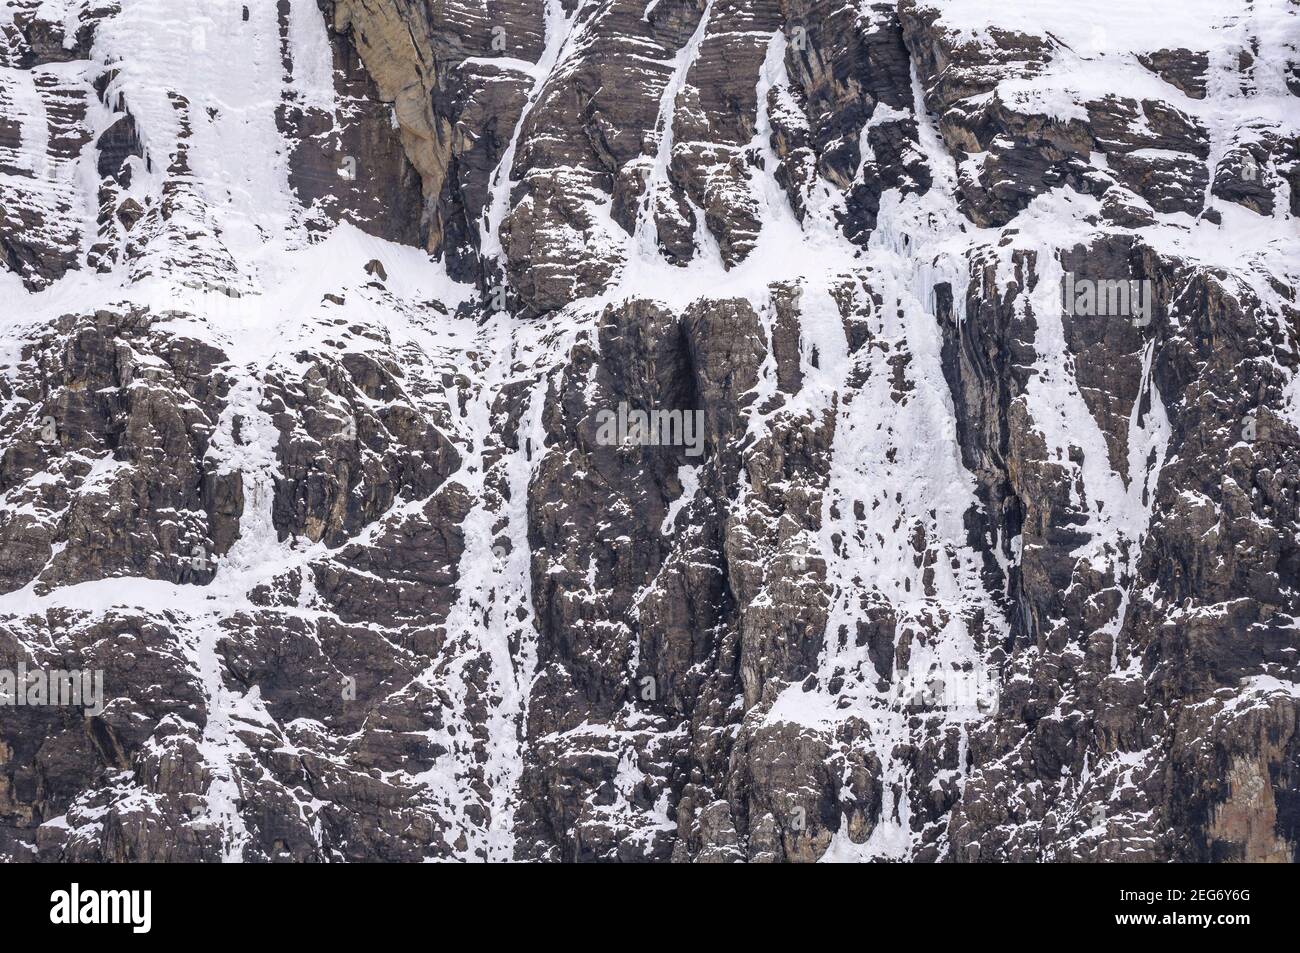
<box><xmin>1</xmin><ymin>0</ymin><xmax>1298</xmax><ymax>862</ymax></box>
